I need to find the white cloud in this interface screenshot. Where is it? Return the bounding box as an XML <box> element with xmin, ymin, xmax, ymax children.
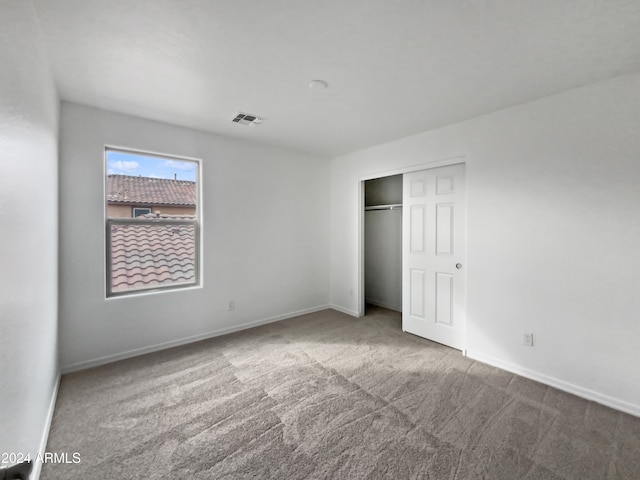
<box><xmin>109</xmin><ymin>160</ymin><xmax>140</xmax><ymax>172</ymax></box>
<box><xmin>164</xmin><ymin>159</ymin><xmax>195</xmax><ymax>170</ymax></box>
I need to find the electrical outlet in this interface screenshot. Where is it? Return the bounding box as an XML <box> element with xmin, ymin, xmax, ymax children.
<box><xmin>228</xmin><ymin>300</ymin><xmax>235</xmax><ymax>311</ymax></box>
<box><xmin>523</xmin><ymin>333</ymin><xmax>534</xmax><ymax>346</ymax></box>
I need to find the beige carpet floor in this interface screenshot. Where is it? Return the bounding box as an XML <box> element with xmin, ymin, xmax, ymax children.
<box><xmin>42</xmin><ymin>306</ymin><xmax>639</xmax><ymax>479</ymax></box>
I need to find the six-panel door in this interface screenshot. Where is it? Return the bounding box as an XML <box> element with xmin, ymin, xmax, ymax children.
<box><xmin>402</xmin><ymin>164</ymin><xmax>466</xmax><ymax>350</ymax></box>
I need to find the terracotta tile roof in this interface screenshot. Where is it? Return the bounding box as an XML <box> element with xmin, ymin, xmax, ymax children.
<box><xmin>110</xmin><ymin>218</ymin><xmax>196</xmax><ymax>293</ymax></box>
<box><xmin>107</xmin><ymin>174</ymin><xmax>196</xmax><ymax>206</ymax></box>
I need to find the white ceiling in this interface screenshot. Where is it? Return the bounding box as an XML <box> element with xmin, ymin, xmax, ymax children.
<box><xmin>33</xmin><ymin>0</ymin><xmax>640</xmax><ymax>156</ymax></box>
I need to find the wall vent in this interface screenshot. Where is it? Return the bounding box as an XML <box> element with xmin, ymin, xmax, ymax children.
<box><xmin>231</xmin><ymin>112</ymin><xmax>264</xmax><ymax>126</ymax></box>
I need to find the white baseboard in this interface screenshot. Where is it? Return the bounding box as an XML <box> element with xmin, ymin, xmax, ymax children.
<box><xmin>466</xmin><ymin>350</ymin><xmax>640</xmax><ymax>418</ymax></box>
<box><xmin>33</xmin><ymin>373</ymin><xmax>61</xmax><ymax>480</ymax></box>
<box><xmin>61</xmin><ymin>305</ymin><xmax>332</xmax><ymax>374</ymax></box>
<box><xmin>329</xmin><ymin>304</ymin><xmax>361</xmax><ymax>317</ymax></box>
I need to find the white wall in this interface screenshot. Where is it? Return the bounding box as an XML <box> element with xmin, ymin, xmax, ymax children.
<box><xmin>59</xmin><ymin>103</ymin><xmax>330</xmax><ymax>370</ymax></box>
<box><xmin>364</xmin><ymin>175</ymin><xmax>403</xmax><ymax>311</ymax></box>
<box><xmin>330</xmin><ymin>73</ymin><xmax>640</xmax><ymax>416</ymax></box>
<box><xmin>0</xmin><ymin>0</ymin><xmax>59</xmax><ymax>471</ymax></box>
<box><xmin>364</xmin><ymin>209</ymin><xmax>402</xmax><ymax>311</ymax></box>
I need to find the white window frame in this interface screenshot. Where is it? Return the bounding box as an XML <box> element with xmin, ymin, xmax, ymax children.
<box><xmin>132</xmin><ymin>207</ymin><xmax>152</xmax><ymax>217</ymax></box>
<box><xmin>105</xmin><ymin>146</ymin><xmax>201</xmax><ymax>298</ymax></box>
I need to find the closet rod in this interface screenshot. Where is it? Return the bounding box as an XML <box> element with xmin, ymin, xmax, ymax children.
<box><xmin>364</xmin><ymin>204</ymin><xmax>403</xmax><ymax>211</ymax></box>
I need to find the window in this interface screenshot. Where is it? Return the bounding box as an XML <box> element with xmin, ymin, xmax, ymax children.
<box><xmin>133</xmin><ymin>207</ymin><xmax>152</xmax><ymax>217</ymax></box>
<box><xmin>105</xmin><ymin>147</ymin><xmax>200</xmax><ymax>296</ymax></box>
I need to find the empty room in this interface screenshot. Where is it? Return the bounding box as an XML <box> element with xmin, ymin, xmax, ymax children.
<box><xmin>1</xmin><ymin>1</ymin><xmax>639</xmax><ymax>479</ymax></box>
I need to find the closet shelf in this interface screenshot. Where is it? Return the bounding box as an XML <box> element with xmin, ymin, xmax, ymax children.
<box><xmin>364</xmin><ymin>204</ymin><xmax>403</xmax><ymax>211</ymax></box>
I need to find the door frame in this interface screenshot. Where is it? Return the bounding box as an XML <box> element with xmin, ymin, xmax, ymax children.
<box><xmin>357</xmin><ymin>156</ymin><xmax>467</xmax><ymax>322</ymax></box>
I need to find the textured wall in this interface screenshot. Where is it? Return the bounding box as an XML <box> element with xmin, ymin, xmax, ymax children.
<box><xmin>364</xmin><ymin>210</ymin><xmax>402</xmax><ymax>311</ymax></box>
<box><xmin>330</xmin><ymin>73</ymin><xmax>640</xmax><ymax>416</ymax></box>
<box><xmin>364</xmin><ymin>175</ymin><xmax>403</xmax><ymax>311</ymax></box>
<box><xmin>107</xmin><ymin>204</ymin><xmax>196</xmax><ymax>218</ymax></box>
<box><xmin>0</xmin><ymin>0</ymin><xmax>60</xmax><ymax>472</ymax></box>
<box><xmin>59</xmin><ymin>103</ymin><xmax>331</xmax><ymax>370</ymax></box>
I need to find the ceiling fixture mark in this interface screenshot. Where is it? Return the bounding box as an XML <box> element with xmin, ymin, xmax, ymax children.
<box><xmin>308</xmin><ymin>79</ymin><xmax>328</xmax><ymax>89</ymax></box>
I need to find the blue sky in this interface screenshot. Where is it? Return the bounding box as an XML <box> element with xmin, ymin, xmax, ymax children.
<box><xmin>107</xmin><ymin>150</ymin><xmax>197</xmax><ymax>182</ymax></box>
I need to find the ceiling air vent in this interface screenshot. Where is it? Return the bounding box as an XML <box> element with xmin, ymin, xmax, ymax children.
<box><xmin>231</xmin><ymin>112</ymin><xmax>264</xmax><ymax>126</ymax></box>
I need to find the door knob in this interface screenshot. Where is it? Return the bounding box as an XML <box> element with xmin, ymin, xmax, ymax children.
<box><xmin>455</xmin><ymin>263</ymin><xmax>462</xmax><ymax>269</ymax></box>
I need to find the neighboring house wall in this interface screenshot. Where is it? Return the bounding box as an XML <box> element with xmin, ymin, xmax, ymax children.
<box><xmin>107</xmin><ymin>204</ymin><xmax>132</xmax><ymax>218</ymax></box>
<box><xmin>59</xmin><ymin>102</ymin><xmax>331</xmax><ymax>370</ymax></box>
<box><xmin>147</xmin><ymin>206</ymin><xmax>196</xmax><ymax>217</ymax></box>
<box><xmin>0</xmin><ymin>1</ymin><xmax>59</xmax><ymax>474</ymax></box>
<box><xmin>107</xmin><ymin>204</ymin><xmax>196</xmax><ymax>217</ymax></box>
<box><xmin>330</xmin><ymin>73</ymin><xmax>640</xmax><ymax>416</ymax></box>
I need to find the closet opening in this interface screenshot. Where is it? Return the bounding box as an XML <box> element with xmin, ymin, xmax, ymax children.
<box><xmin>363</xmin><ymin>174</ymin><xmax>403</xmax><ymax>317</ymax></box>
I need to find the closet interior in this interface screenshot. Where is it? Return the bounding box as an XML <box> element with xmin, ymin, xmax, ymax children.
<box><xmin>364</xmin><ymin>174</ymin><xmax>403</xmax><ymax>312</ymax></box>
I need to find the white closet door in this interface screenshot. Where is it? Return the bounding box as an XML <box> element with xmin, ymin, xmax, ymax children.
<box><xmin>402</xmin><ymin>164</ymin><xmax>466</xmax><ymax>350</ymax></box>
